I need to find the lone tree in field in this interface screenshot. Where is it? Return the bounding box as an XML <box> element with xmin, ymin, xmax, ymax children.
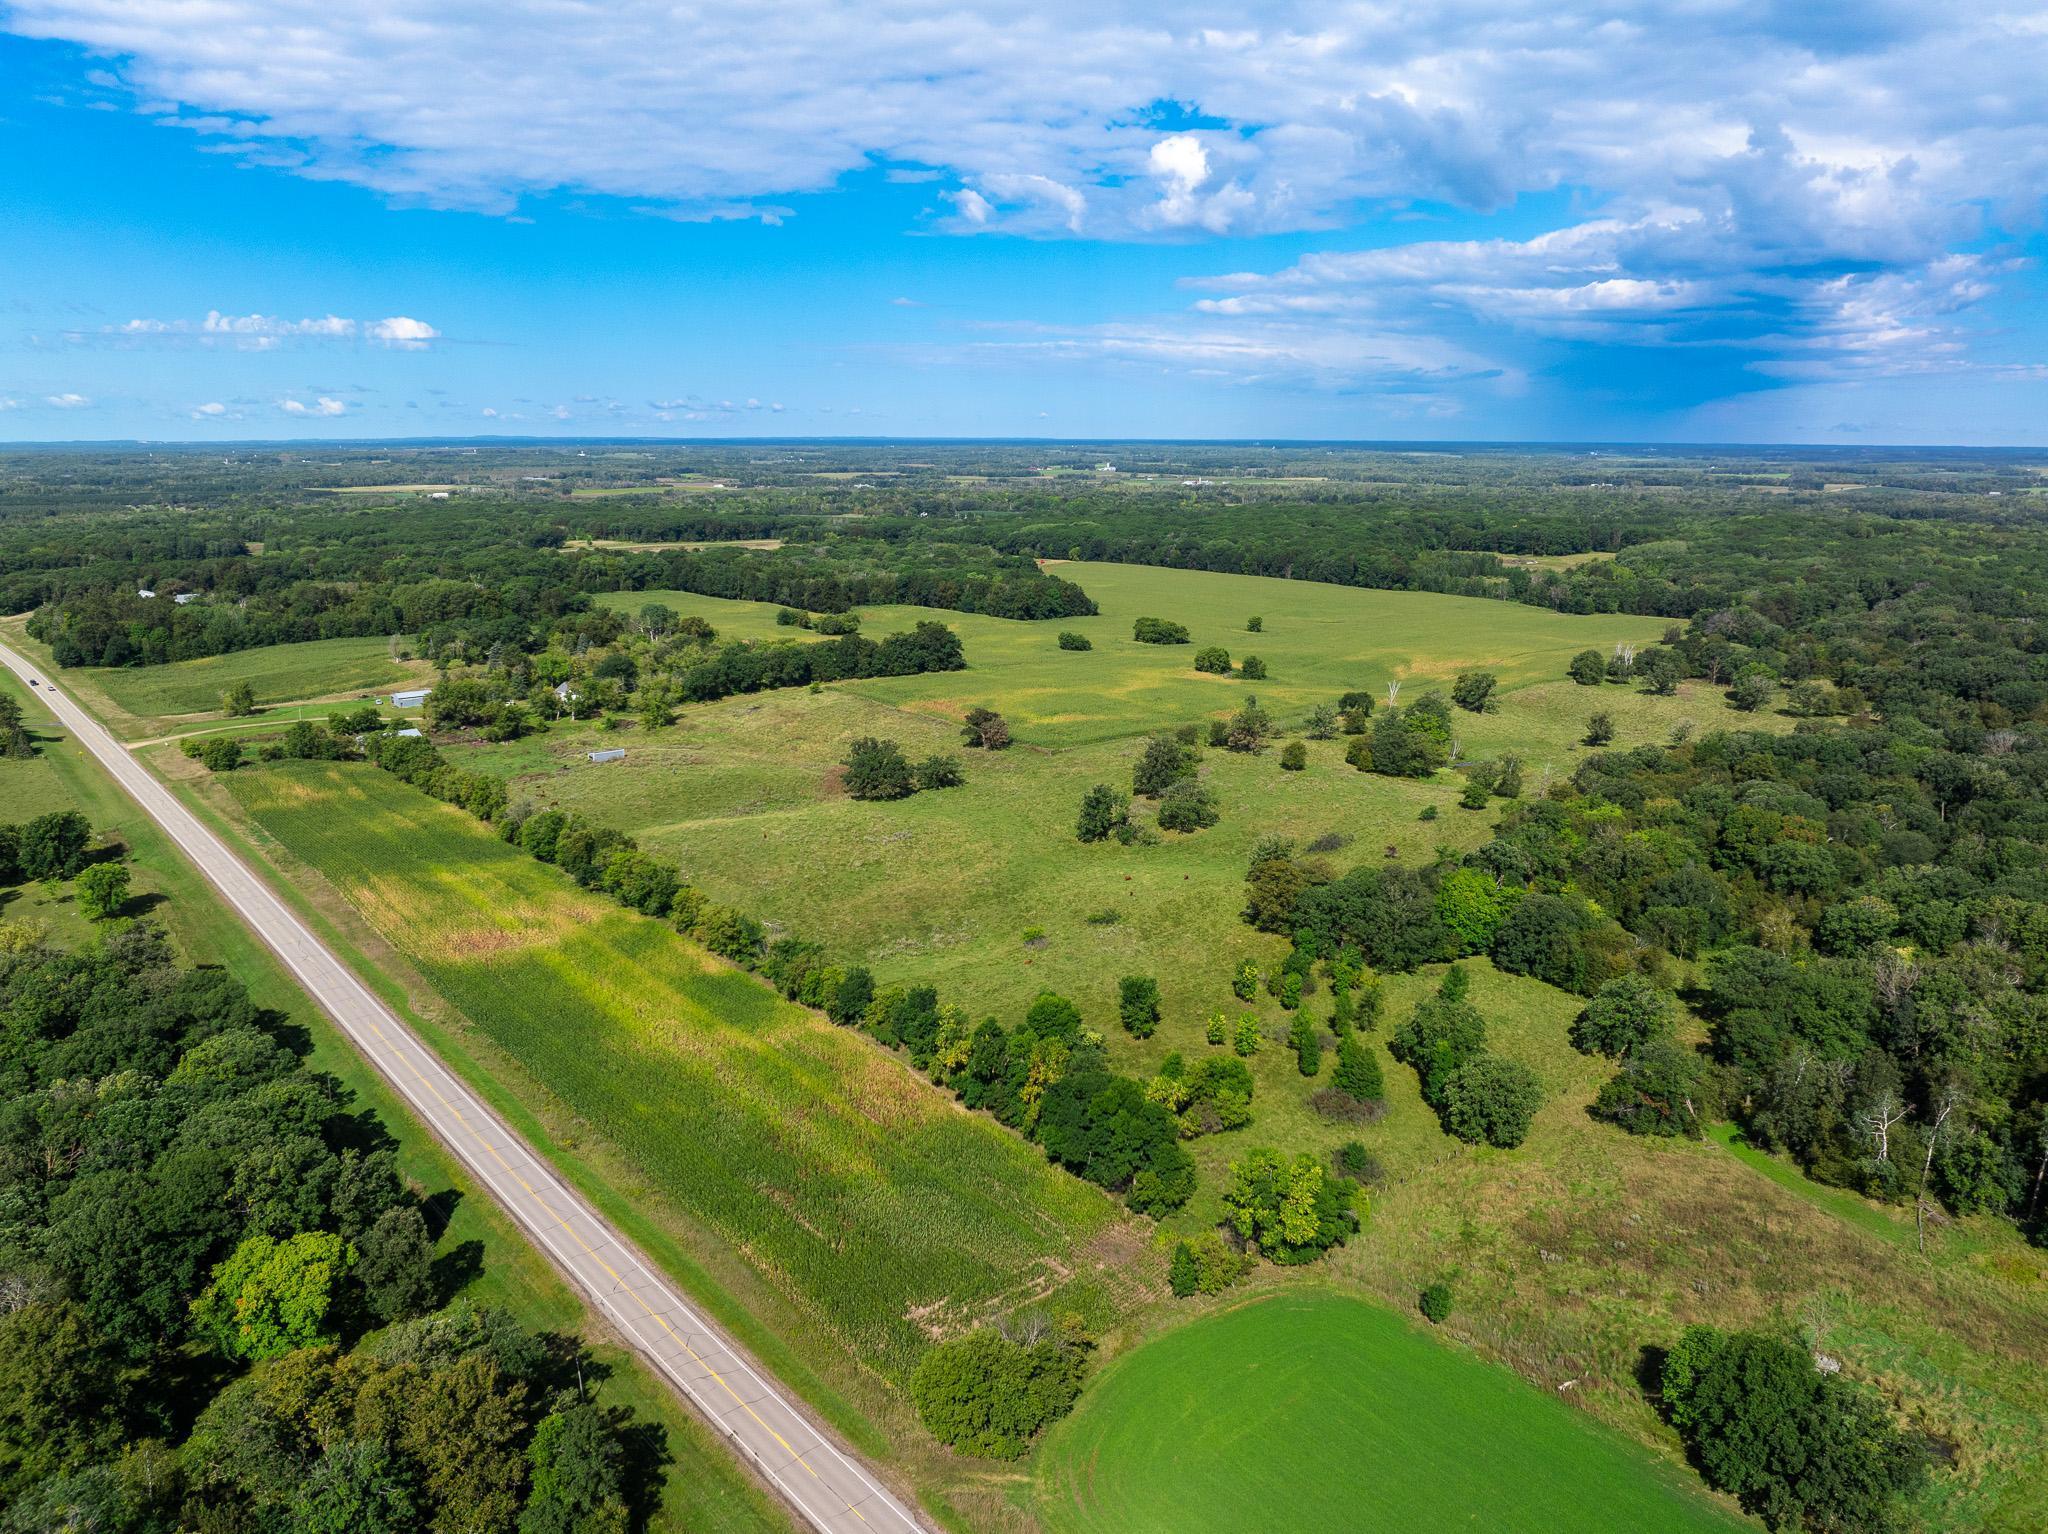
<box><xmin>1279</xmin><ymin>741</ymin><xmax>1307</xmax><ymax>772</ymax></box>
<box><xmin>221</xmin><ymin>679</ymin><xmax>257</xmax><ymax>717</ymax></box>
<box><xmin>1451</xmin><ymin>671</ymin><xmax>1497</xmax><ymax>713</ymax></box>
<box><xmin>1584</xmin><ymin>710</ymin><xmax>1615</xmax><ymax>746</ymax></box>
<box><xmin>1076</xmin><ymin>784</ymin><xmax>1131</xmax><ymax>842</ymax></box>
<box><xmin>961</xmin><ymin>706</ymin><xmax>1012</xmax><ymax>749</ymax></box>
<box><xmin>1119</xmin><ymin>976</ymin><xmax>1162</xmax><ymax>1038</ymax></box>
<box><xmin>1240</xmin><ymin>655</ymin><xmax>1268</xmax><ymax>681</ymax></box>
<box><xmin>1193</xmin><ymin>645</ymin><xmax>1233</xmax><ymax>675</ymax></box>
<box><xmin>73</xmin><ymin>861</ymin><xmax>132</xmax><ymax>921</ymax></box>
<box><xmin>1246</xmin><ymin>615</ymin><xmax>1263</xmax><ymax>632</ymax></box>
<box><xmin>843</xmin><ymin>737</ymin><xmax>916</xmax><ymax>800</ymax></box>
<box><xmin>1569</xmin><ymin>649</ymin><xmax>1606</xmax><ymax>686</ymax></box>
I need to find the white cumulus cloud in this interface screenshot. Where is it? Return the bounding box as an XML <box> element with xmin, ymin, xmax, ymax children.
<box><xmin>279</xmin><ymin>396</ymin><xmax>347</xmax><ymax>416</ymax></box>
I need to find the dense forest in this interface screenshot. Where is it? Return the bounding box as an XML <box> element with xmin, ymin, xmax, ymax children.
<box><xmin>0</xmin><ymin>845</ymin><xmax>662</xmax><ymax>1531</ymax></box>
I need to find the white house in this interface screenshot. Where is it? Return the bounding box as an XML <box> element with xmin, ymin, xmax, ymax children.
<box><xmin>554</xmin><ymin>681</ymin><xmax>579</xmax><ymax>703</ymax></box>
<box><xmin>390</xmin><ymin>687</ymin><xmax>432</xmax><ymax>709</ymax></box>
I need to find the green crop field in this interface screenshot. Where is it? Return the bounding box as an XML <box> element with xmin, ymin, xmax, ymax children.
<box><xmin>5</xmin><ymin>631</ymin><xmax>435</xmax><ymax>738</ymax></box>
<box><xmin>1036</xmin><ymin>1291</ymin><xmax>1749</xmax><ymax>1534</ymax></box>
<box><xmin>215</xmin><ymin>761</ymin><xmax>1134</xmax><ymax>1392</ymax></box>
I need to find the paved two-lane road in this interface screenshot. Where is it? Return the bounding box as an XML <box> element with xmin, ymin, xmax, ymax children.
<box><xmin>0</xmin><ymin>642</ymin><xmax>925</xmax><ymax>1534</ymax></box>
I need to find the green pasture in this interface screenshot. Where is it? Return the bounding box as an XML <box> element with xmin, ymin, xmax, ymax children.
<box><xmin>603</xmin><ymin>560</ymin><xmax>1674</xmax><ymax>748</ymax></box>
<box><xmin>1035</xmin><ymin>1291</ymin><xmax>1749</xmax><ymax>1534</ymax></box>
<box><xmin>217</xmin><ymin>761</ymin><xmax>1129</xmax><ymax>1389</ymax></box>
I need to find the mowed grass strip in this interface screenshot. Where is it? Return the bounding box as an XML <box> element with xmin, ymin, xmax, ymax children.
<box><xmin>1035</xmin><ymin>1291</ymin><xmax>1750</xmax><ymax>1534</ymax></box>
<box><xmin>220</xmin><ymin>761</ymin><xmax>1123</xmax><ymax>1382</ymax></box>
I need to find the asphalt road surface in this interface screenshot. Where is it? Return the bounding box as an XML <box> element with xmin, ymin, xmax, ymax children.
<box><xmin>0</xmin><ymin>642</ymin><xmax>926</xmax><ymax>1534</ymax></box>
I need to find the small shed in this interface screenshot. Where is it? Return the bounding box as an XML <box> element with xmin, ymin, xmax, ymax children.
<box><xmin>390</xmin><ymin>687</ymin><xmax>431</xmax><ymax>709</ymax></box>
<box><xmin>587</xmin><ymin>747</ymin><xmax>627</xmax><ymax>765</ymax></box>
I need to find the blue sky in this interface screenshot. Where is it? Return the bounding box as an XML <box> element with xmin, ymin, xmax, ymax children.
<box><xmin>3</xmin><ymin>4</ymin><xmax>2045</xmax><ymax>444</ymax></box>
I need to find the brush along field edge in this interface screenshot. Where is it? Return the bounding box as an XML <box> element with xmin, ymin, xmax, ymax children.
<box><xmin>0</xmin><ymin>640</ymin><xmax>928</xmax><ymax>1534</ymax></box>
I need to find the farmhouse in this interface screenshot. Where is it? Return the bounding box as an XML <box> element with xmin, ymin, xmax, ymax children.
<box><xmin>390</xmin><ymin>687</ymin><xmax>431</xmax><ymax>709</ymax></box>
<box><xmin>587</xmin><ymin>747</ymin><xmax>626</xmax><ymax>764</ymax></box>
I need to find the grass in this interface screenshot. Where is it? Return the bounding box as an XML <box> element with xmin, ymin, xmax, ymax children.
<box><xmin>602</xmin><ymin>560</ymin><xmax>1677</xmax><ymax>749</ymax></box>
<box><xmin>488</xmin><ymin>562</ymin><xmax>1769</xmax><ymax>1039</ymax></box>
<box><xmin>212</xmin><ymin>761</ymin><xmax>1135</xmax><ymax>1392</ymax></box>
<box><xmin>1035</xmin><ymin>1290</ymin><xmax>1749</xmax><ymax>1534</ymax></box>
<box><xmin>0</xmin><ymin>628</ymin><xmax>433</xmax><ymax>739</ymax></box>
<box><xmin>0</xmin><ymin>669</ymin><xmax>792</xmax><ymax>1534</ymax></box>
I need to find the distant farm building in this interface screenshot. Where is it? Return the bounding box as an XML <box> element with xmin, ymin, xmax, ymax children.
<box><xmin>587</xmin><ymin>747</ymin><xmax>626</xmax><ymax>764</ymax></box>
<box><xmin>137</xmin><ymin>588</ymin><xmax>156</xmax><ymax>599</ymax></box>
<box><xmin>172</xmin><ymin>592</ymin><xmax>199</xmax><ymax>604</ymax></box>
<box><xmin>390</xmin><ymin>687</ymin><xmax>431</xmax><ymax>709</ymax></box>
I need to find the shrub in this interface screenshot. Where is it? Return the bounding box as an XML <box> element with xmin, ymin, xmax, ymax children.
<box><xmin>913</xmin><ymin>753</ymin><xmax>966</xmax><ymax>791</ymax></box>
<box><xmin>1057</xmin><ymin>631</ymin><xmax>1093</xmax><ymax>651</ymax></box>
<box><xmin>1119</xmin><ymin>976</ymin><xmax>1161</xmax><ymax>1039</ymax></box>
<box><xmin>1591</xmin><ymin>1036</ymin><xmax>1713</xmax><ymax>1138</ymax></box>
<box><xmin>1222</xmin><ymin>1147</ymin><xmax>1356</xmax><ymax>1264</ymax></box>
<box><xmin>1132</xmin><ymin>616</ymin><xmax>1191</xmax><ymax>645</ymax></box>
<box><xmin>1584</xmin><ymin>710</ymin><xmax>1616</xmax><ymax>746</ymax></box>
<box><xmin>1240</xmin><ymin>655</ymin><xmax>1268</xmax><ymax>681</ymax></box>
<box><xmin>1231</xmin><ymin>959</ymin><xmax>1260</xmax><ymax>1000</ymax></box>
<box><xmin>1076</xmin><ymin>784</ymin><xmax>1131</xmax><ymax>842</ymax></box>
<box><xmin>1442</xmin><ymin>1055</ymin><xmax>1543</xmax><ymax>1149</ymax></box>
<box><xmin>1419</xmin><ymin>1282</ymin><xmax>1454</xmax><ymax>1324</ymax></box>
<box><xmin>1569</xmin><ymin>649</ymin><xmax>1606</xmax><ymax>685</ymax></box>
<box><xmin>1193</xmin><ymin>645</ymin><xmax>1232</xmax><ymax>674</ymax></box>
<box><xmin>182</xmin><ymin>735</ymin><xmax>244</xmax><ymax>773</ymax></box>
<box><xmin>1332</xmin><ymin>1035</ymin><xmax>1384</xmax><ymax>1102</ymax></box>
<box><xmin>220</xmin><ymin>680</ymin><xmax>257</xmax><ymax>716</ymax></box>
<box><xmin>843</xmin><ymin>736</ymin><xmax>916</xmax><ymax>800</ymax></box>
<box><xmin>1289</xmin><ymin>1012</ymin><xmax>1323</xmax><ymax>1076</ymax></box>
<box><xmin>1660</xmin><ymin>1326</ymin><xmax>1926</xmax><ymax>1531</ymax></box>
<box><xmin>1133</xmin><ymin>734</ymin><xmax>1196</xmax><ymax>797</ymax></box>
<box><xmin>1169</xmin><ymin>1241</ymin><xmax>1199</xmax><ymax>1297</ymax></box>
<box><xmin>1232</xmin><ymin>1015</ymin><xmax>1263</xmax><ymax>1056</ymax></box>
<box><xmin>1335</xmin><ymin>1140</ymin><xmax>1380</xmax><ymax>1183</ymax></box>
<box><xmin>961</xmin><ymin>706</ymin><xmax>1012</xmax><ymax>749</ymax></box>
<box><xmin>1279</xmin><ymin>741</ymin><xmax>1307</xmax><ymax>771</ymax></box>
<box><xmin>909</xmin><ymin>1327</ymin><xmax>1087</xmax><ymax>1460</ymax></box>
<box><xmin>1451</xmin><ymin>671</ymin><xmax>1497</xmax><ymax>712</ymax></box>
<box><xmin>1206</xmin><ymin>1012</ymin><xmax>1228</xmax><ymax>1045</ymax></box>
<box><xmin>1344</xmin><ymin>736</ymin><xmax>1373</xmax><ymax>771</ymax></box>
<box><xmin>1156</xmin><ymin>780</ymin><xmax>1219</xmax><ymax>832</ymax></box>
<box><xmin>1246</xmin><ymin>615</ymin><xmax>1262</xmax><ymax>632</ymax></box>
